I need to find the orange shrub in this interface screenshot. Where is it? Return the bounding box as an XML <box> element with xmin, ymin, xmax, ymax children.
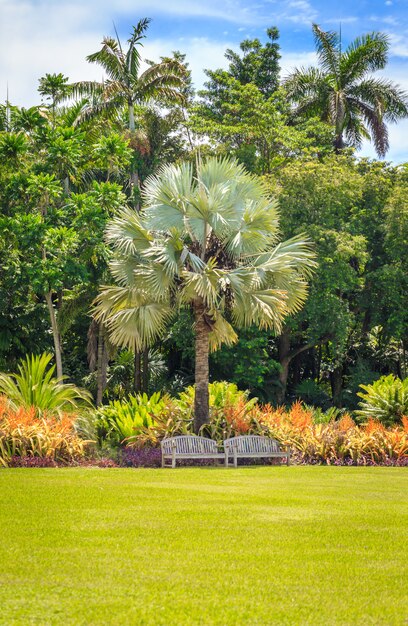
<box><xmin>0</xmin><ymin>397</ymin><xmax>91</xmax><ymax>467</ymax></box>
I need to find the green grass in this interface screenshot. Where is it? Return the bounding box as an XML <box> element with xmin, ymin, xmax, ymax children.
<box><xmin>0</xmin><ymin>467</ymin><xmax>407</xmax><ymax>625</ymax></box>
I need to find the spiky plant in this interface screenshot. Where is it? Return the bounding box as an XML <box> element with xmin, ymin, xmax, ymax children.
<box><xmin>0</xmin><ymin>354</ymin><xmax>92</xmax><ymax>416</ymax></box>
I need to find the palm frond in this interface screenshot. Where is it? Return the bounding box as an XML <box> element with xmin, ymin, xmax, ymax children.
<box><xmin>94</xmin><ymin>286</ymin><xmax>172</xmax><ymax>351</ymax></box>
<box><xmin>341</xmin><ymin>32</ymin><xmax>389</xmax><ymax>83</ymax></box>
<box><xmin>86</xmin><ymin>37</ymin><xmax>126</xmax><ymax>82</ymax></box>
<box><xmin>125</xmin><ymin>18</ymin><xmax>151</xmax><ymax>79</ymax></box>
<box><xmin>312</xmin><ymin>24</ymin><xmax>339</xmax><ymax>78</ymax></box>
<box><xmin>208</xmin><ymin>311</ymin><xmax>238</xmax><ymax>351</ymax></box>
<box><xmin>105</xmin><ymin>207</ymin><xmax>152</xmax><ymax>256</ymax></box>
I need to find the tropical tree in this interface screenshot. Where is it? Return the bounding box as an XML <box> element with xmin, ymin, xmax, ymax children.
<box><xmin>284</xmin><ymin>24</ymin><xmax>408</xmax><ymax>156</ymax></box>
<box><xmin>70</xmin><ymin>18</ymin><xmax>185</xmax><ymax>141</ymax></box>
<box><xmin>94</xmin><ymin>157</ymin><xmax>316</xmax><ymax>431</ymax></box>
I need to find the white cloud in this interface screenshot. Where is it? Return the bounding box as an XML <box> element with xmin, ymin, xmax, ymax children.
<box><xmin>1</xmin><ymin>0</ymin><xmax>407</xmax><ymax>162</ymax></box>
<box><xmin>280</xmin><ymin>51</ymin><xmax>317</xmax><ymax>77</ymax></box>
<box><xmin>388</xmin><ymin>33</ymin><xmax>408</xmax><ymax>58</ymax></box>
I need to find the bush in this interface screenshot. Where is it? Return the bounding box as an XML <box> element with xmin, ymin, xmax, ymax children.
<box><xmin>93</xmin><ymin>392</ymin><xmax>174</xmax><ymax>447</ymax></box>
<box><xmin>0</xmin><ymin>397</ymin><xmax>92</xmax><ymax>467</ymax></box>
<box><xmin>172</xmin><ymin>381</ymin><xmax>260</xmax><ymax>443</ymax></box>
<box><xmin>294</xmin><ymin>379</ymin><xmax>331</xmax><ymax>409</ymax></box>
<box><xmin>0</xmin><ymin>353</ymin><xmax>92</xmax><ymax>416</ymax></box>
<box><xmin>356</xmin><ymin>374</ymin><xmax>408</xmax><ymax>426</ymax></box>
<box><xmin>121</xmin><ymin>447</ymin><xmax>162</xmax><ymax>468</ymax></box>
<box><xmin>257</xmin><ymin>403</ymin><xmax>408</xmax><ymax>465</ymax></box>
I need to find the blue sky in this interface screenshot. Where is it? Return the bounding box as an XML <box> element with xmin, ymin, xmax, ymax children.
<box><xmin>1</xmin><ymin>0</ymin><xmax>407</xmax><ymax>161</ymax></box>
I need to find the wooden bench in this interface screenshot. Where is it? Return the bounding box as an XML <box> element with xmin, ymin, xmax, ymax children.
<box><xmin>224</xmin><ymin>435</ymin><xmax>290</xmax><ymax>467</ymax></box>
<box><xmin>161</xmin><ymin>435</ymin><xmax>227</xmax><ymax>468</ymax></box>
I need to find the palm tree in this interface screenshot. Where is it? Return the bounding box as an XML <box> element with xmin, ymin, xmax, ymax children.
<box><xmin>71</xmin><ymin>18</ymin><xmax>185</xmax><ymax>133</ymax></box>
<box><xmin>284</xmin><ymin>24</ymin><xmax>408</xmax><ymax>157</ymax></box>
<box><xmin>94</xmin><ymin>157</ymin><xmax>316</xmax><ymax>431</ymax></box>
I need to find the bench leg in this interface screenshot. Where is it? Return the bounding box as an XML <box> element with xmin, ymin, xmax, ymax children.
<box><xmin>224</xmin><ymin>452</ymin><xmax>228</xmax><ymax>468</ymax></box>
<box><xmin>171</xmin><ymin>452</ymin><xmax>176</xmax><ymax>469</ymax></box>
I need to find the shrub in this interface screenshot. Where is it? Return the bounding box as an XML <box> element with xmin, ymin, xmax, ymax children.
<box><xmin>0</xmin><ymin>397</ymin><xmax>92</xmax><ymax>467</ymax></box>
<box><xmin>0</xmin><ymin>354</ymin><xmax>92</xmax><ymax>416</ymax></box>
<box><xmin>121</xmin><ymin>446</ymin><xmax>162</xmax><ymax>468</ymax></box>
<box><xmin>356</xmin><ymin>374</ymin><xmax>408</xmax><ymax>426</ymax></box>
<box><xmin>94</xmin><ymin>392</ymin><xmax>173</xmax><ymax>447</ymax></box>
<box><xmin>172</xmin><ymin>381</ymin><xmax>260</xmax><ymax>443</ymax></box>
<box><xmin>294</xmin><ymin>379</ymin><xmax>331</xmax><ymax>409</ymax></box>
<box><xmin>257</xmin><ymin>402</ymin><xmax>408</xmax><ymax>465</ymax></box>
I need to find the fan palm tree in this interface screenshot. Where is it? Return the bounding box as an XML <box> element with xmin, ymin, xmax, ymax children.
<box><xmin>284</xmin><ymin>24</ymin><xmax>408</xmax><ymax>157</ymax></box>
<box><xmin>94</xmin><ymin>157</ymin><xmax>316</xmax><ymax>431</ymax></box>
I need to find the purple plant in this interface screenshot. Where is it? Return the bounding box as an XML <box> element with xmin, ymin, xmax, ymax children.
<box><xmin>121</xmin><ymin>446</ymin><xmax>162</xmax><ymax>468</ymax></box>
<box><xmin>9</xmin><ymin>456</ymin><xmax>58</xmax><ymax>468</ymax></box>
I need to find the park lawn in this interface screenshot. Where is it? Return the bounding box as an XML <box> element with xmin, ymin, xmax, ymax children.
<box><xmin>0</xmin><ymin>467</ymin><xmax>407</xmax><ymax>626</ymax></box>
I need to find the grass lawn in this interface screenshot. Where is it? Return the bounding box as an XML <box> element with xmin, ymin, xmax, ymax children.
<box><xmin>0</xmin><ymin>467</ymin><xmax>407</xmax><ymax>625</ymax></box>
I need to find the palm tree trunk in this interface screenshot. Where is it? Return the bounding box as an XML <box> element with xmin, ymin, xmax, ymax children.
<box><xmin>128</xmin><ymin>104</ymin><xmax>141</xmax><ymax>210</ymax></box>
<box><xmin>45</xmin><ymin>291</ymin><xmax>63</xmax><ymax>379</ymax></box>
<box><xmin>128</xmin><ymin>103</ymin><xmax>135</xmax><ymax>131</ymax></box>
<box><xmin>334</xmin><ymin>133</ymin><xmax>344</xmax><ymax>153</ymax></box>
<box><xmin>277</xmin><ymin>330</ymin><xmax>291</xmax><ymax>404</ymax></box>
<box><xmin>194</xmin><ymin>302</ymin><xmax>210</xmax><ymax>433</ymax></box>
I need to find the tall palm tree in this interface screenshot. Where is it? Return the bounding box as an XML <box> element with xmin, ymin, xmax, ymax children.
<box><xmin>94</xmin><ymin>157</ymin><xmax>316</xmax><ymax>431</ymax></box>
<box><xmin>71</xmin><ymin>19</ymin><xmax>185</xmax><ymax>134</ymax></box>
<box><xmin>284</xmin><ymin>24</ymin><xmax>408</xmax><ymax>157</ymax></box>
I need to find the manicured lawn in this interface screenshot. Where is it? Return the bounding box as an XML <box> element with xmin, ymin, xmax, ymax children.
<box><xmin>0</xmin><ymin>467</ymin><xmax>407</xmax><ymax>625</ymax></box>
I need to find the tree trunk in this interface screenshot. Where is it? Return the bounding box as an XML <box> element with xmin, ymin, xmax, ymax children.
<box><xmin>96</xmin><ymin>323</ymin><xmax>108</xmax><ymax>406</ymax></box>
<box><xmin>277</xmin><ymin>330</ymin><xmax>291</xmax><ymax>404</ymax></box>
<box><xmin>134</xmin><ymin>351</ymin><xmax>142</xmax><ymax>394</ymax></box>
<box><xmin>142</xmin><ymin>347</ymin><xmax>149</xmax><ymax>394</ymax></box>
<box><xmin>330</xmin><ymin>366</ymin><xmax>343</xmax><ymax>407</ymax></box>
<box><xmin>194</xmin><ymin>302</ymin><xmax>210</xmax><ymax>433</ymax></box>
<box><xmin>45</xmin><ymin>291</ymin><xmax>63</xmax><ymax>379</ymax></box>
<box><xmin>128</xmin><ymin>103</ymin><xmax>135</xmax><ymax>131</ymax></box>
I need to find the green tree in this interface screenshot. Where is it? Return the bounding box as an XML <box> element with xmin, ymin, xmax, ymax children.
<box><xmin>224</xmin><ymin>27</ymin><xmax>281</xmax><ymax>98</ymax></box>
<box><xmin>94</xmin><ymin>157</ymin><xmax>315</xmax><ymax>430</ymax></box>
<box><xmin>284</xmin><ymin>24</ymin><xmax>408</xmax><ymax>156</ymax></box>
<box><xmin>71</xmin><ymin>19</ymin><xmax>185</xmax><ymax>197</ymax></box>
<box><xmin>192</xmin><ymin>81</ymin><xmax>334</xmax><ymax>173</ymax></box>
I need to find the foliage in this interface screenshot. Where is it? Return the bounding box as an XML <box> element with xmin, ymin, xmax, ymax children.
<box><xmin>93</xmin><ymin>392</ymin><xmax>173</xmax><ymax>447</ymax></box>
<box><xmin>70</xmin><ymin>19</ymin><xmax>185</xmax><ymax>131</ymax></box>
<box><xmin>257</xmin><ymin>402</ymin><xmax>408</xmax><ymax>464</ymax></box>
<box><xmin>121</xmin><ymin>446</ymin><xmax>162</xmax><ymax>467</ymax></box>
<box><xmin>0</xmin><ymin>354</ymin><xmax>92</xmax><ymax>416</ymax></box>
<box><xmin>0</xmin><ymin>397</ymin><xmax>91</xmax><ymax>467</ymax></box>
<box><xmin>284</xmin><ymin>24</ymin><xmax>408</xmax><ymax>156</ymax></box>
<box><xmin>210</xmin><ymin>327</ymin><xmax>281</xmax><ymax>397</ymax></box>
<box><xmin>294</xmin><ymin>379</ymin><xmax>331</xmax><ymax>409</ymax></box>
<box><xmin>356</xmin><ymin>374</ymin><xmax>408</xmax><ymax>425</ymax></box>
<box><xmin>192</xmin><ymin>81</ymin><xmax>333</xmax><ymax>174</ymax></box>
